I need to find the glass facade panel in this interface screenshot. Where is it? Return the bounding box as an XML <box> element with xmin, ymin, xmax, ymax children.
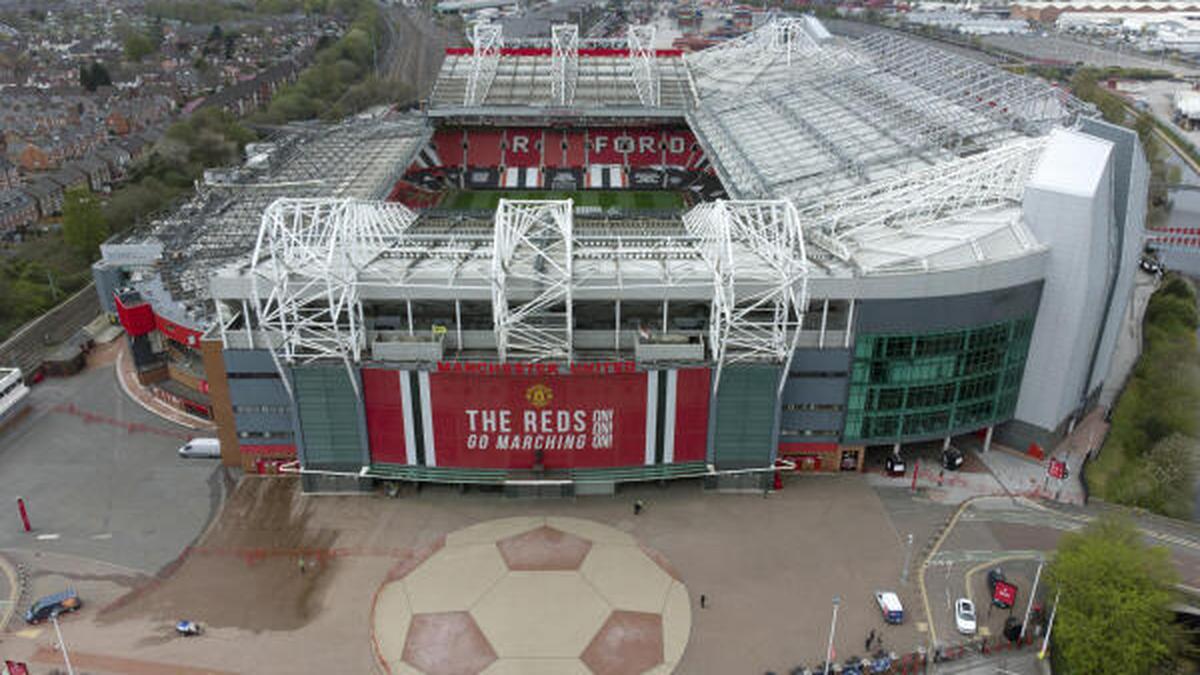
<box><xmin>843</xmin><ymin>317</ymin><xmax>1034</xmax><ymax>443</ymax></box>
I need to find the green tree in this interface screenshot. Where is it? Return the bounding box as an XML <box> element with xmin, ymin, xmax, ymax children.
<box><xmin>61</xmin><ymin>187</ymin><xmax>108</xmax><ymax>260</ymax></box>
<box><xmin>123</xmin><ymin>31</ymin><xmax>158</xmax><ymax>62</ymax></box>
<box><xmin>1047</xmin><ymin>516</ymin><xmax>1181</xmax><ymax>674</ymax></box>
<box><xmin>79</xmin><ymin>62</ymin><xmax>112</xmax><ymax>91</ymax></box>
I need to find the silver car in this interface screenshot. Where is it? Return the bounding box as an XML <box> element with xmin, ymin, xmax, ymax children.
<box><xmin>955</xmin><ymin>598</ymin><xmax>977</xmax><ymax>635</ymax></box>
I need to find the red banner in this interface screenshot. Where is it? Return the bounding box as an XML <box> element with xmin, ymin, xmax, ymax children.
<box><xmin>363</xmin><ymin>368</ymin><xmax>408</xmax><ymax>465</ymax></box>
<box><xmin>428</xmin><ymin>371</ymin><xmax>648</xmax><ymax>469</ymax></box>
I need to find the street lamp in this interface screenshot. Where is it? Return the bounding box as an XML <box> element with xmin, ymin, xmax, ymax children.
<box><xmin>900</xmin><ymin>532</ymin><xmax>914</xmax><ymax>585</ymax></box>
<box><xmin>823</xmin><ymin>595</ymin><xmax>841</xmax><ymax>675</ymax></box>
<box><xmin>51</xmin><ymin>614</ymin><xmax>75</xmax><ymax>675</ymax></box>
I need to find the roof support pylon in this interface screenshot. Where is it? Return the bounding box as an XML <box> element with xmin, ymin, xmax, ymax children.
<box><xmin>492</xmin><ymin>199</ymin><xmax>574</xmax><ymax>363</ymax></box>
<box><xmin>627</xmin><ymin>24</ymin><xmax>659</xmax><ymax>108</ymax></box>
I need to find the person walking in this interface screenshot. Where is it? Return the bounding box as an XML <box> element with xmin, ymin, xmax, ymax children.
<box><xmin>700</xmin><ymin>594</ymin><xmax>707</xmax><ymax>609</ymax></box>
<box><xmin>298</xmin><ymin>557</ymin><xmax>307</xmax><ymax>575</ymax></box>
<box><xmin>633</xmin><ymin>499</ymin><xmax>645</xmax><ymax>515</ymax></box>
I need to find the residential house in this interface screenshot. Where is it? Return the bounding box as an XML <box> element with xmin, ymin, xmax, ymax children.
<box><xmin>0</xmin><ymin>157</ymin><xmax>18</xmax><ymax>190</ymax></box>
<box><xmin>0</xmin><ymin>189</ymin><xmax>36</xmax><ymax>232</ymax></box>
<box><xmin>71</xmin><ymin>156</ymin><xmax>111</xmax><ymax>191</ymax></box>
<box><xmin>95</xmin><ymin>144</ymin><xmax>131</xmax><ymax>180</ymax></box>
<box><xmin>9</xmin><ymin>140</ymin><xmax>57</xmax><ymax>171</ymax></box>
<box><xmin>21</xmin><ymin>178</ymin><xmax>64</xmax><ymax>217</ymax></box>
<box><xmin>47</xmin><ymin>166</ymin><xmax>88</xmax><ymax>195</ymax></box>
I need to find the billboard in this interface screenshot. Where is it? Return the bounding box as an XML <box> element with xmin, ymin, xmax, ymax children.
<box><xmin>361</xmin><ymin>366</ymin><xmax>712</xmax><ymax>470</ymax></box>
<box><xmin>429</xmin><ymin>371</ymin><xmax>649</xmax><ymax>469</ymax></box>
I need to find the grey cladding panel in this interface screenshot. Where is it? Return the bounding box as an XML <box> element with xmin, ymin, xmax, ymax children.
<box><xmin>780</xmin><ymin>410</ymin><xmax>844</xmax><ymax>432</ymax></box>
<box><xmin>782</xmin><ymin>377</ymin><xmax>848</xmax><ymax>405</ymax></box>
<box><xmin>229</xmin><ymin>379</ymin><xmax>291</xmax><ymax>406</ymax></box>
<box><xmin>234</xmin><ymin>412</ymin><xmax>295</xmax><ymax>433</ymax></box>
<box><xmin>856</xmin><ymin>282</ymin><xmax>1042</xmax><ymax>335</ymax></box>
<box><xmin>224</xmin><ymin>349</ymin><xmax>279</xmax><ymax>373</ymax></box>
<box><xmin>789</xmin><ymin>348</ymin><xmax>851</xmax><ymax>373</ymax></box>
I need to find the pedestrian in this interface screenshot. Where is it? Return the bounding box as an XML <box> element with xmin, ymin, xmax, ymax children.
<box><xmin>700</xmin><ymin>594</ymin><xmax>707</xmax><ymax>609</ymax></box>
<box><xmin>937</xmin><ymin>469</ymin><xmax>944</xmax><ymax>487</ymax></box>
<box><xmin>633</xmin><ymin>499</ymin><xmax>644</xmax><ymax>515</ymax></box>
<box><xmin>298</xmin><ymin>556</ymin><xmax>306</xmax><ymax>575</ymax></box>
<box><xmin>865</xmin><ymin>632</ymin><xmax>871</xmax><ymax>651</ymax></box>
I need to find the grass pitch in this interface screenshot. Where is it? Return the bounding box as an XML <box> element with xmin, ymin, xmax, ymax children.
<box><xmin>440</xmin><ymin>190</ymin><xmax>686</xmax><ymax>211</ymax></box>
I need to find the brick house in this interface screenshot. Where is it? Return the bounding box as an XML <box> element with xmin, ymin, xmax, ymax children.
<box><xmin>21</xmin><ymin>178</ymin><xmax>64</xmax><ymax>217</ymax></box>
<box><xmin>0</xmin><ymin>189</ymin><xmax>36</xmax><ymax>232</ymax></box>
<box><xmin>71</xmin><ymin>156</ymin><xmax>111</xmax><ymax>191</ymax></box>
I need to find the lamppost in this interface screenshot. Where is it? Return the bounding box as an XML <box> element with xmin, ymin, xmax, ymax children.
<box><xmin>823</xmin><ymin>595</ymin><xmax>841</xmax><ymax>675</ymax></box>
<box><xmin>51</xmin><ymin>614</ymin><xmax>75</xmax><ymax>675</ymax></box>
<box><xmin>1020</xmin><ymin>559</ymin><xmax>1044</xmax><ymax>642</ymax></box>
<box><xmin>900</xmin><ymin>533</ymin><xmax>915</xmax><ymax>585</ymax></box>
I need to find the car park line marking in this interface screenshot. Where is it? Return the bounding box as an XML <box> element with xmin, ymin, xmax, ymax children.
<box><xmin>35</xmin><ymin>534</ymin><xmax>60</xmax><ymax>541</ymax></box>
<box><xmin>90</xmin><ymin>533</ymin><xmax>112</xmax><ymax>540</ymax></box>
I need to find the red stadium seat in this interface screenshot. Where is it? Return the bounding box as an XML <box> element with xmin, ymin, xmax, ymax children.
<box><xmin>466</xmin><ymin>130</ymin><xmax>504</xmax><ymax>167</ymax></box>
<box><xmin>433</xmin><ymin>129</ymin><xmax>465</xmax><ymax>168</ymax></box>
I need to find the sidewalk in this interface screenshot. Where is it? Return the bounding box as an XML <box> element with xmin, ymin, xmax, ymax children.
<box><xmin>111</xmin><ymin>340</ymin><xmax>215</xmax><ymax>432</ymax></box>
<box><xmin>964</xmin><ymin>409</ymin><xmax>1106</xmax><ymax>507</ymax></box>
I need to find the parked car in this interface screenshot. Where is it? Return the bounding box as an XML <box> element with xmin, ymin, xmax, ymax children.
<box><xmin>884</xmin><ymin>454</ymin><xmax>906</xmax><ymax>477</ymax></box>
<box><xmin>987</xmin><ymin>567</ymin><xmax>1005</xmax><ymax>593</ymax></box>
<box><xmin>874</xmin><ymin>591</ymin><xmax>904</xmax><ymax>624</ymax></box>
<box><xmin>24</xmin><ymin>589</ymin><xmax>82</xmax><ymax>624</ymax></box>
<box><xmin>177</xmin><ymin>438</ymin><xmax>221</xmax><ymax>459</ymax></box>
<box><xmin>941</xmin><ymin>447</ymin><xmax>964</xmax><ymax>471</ymax></box>
<box><xmin>954</xmin><ymin>598</ymin><xmax>977</xmax><ymax>635</ymax></box>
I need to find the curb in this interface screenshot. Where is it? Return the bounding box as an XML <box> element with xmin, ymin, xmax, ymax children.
<box><xmin>114</xmin><ymin>346</ymin><xmax>213</xmax><ymax>432</ymax></box>
<box><xmin>918</xmin><ymin>495</ymin><xmax>988</xmax><ymax>650</ymax></box>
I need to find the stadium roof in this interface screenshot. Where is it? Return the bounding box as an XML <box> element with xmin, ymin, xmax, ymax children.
<box><xmin>113</xmin><ymin>115</ymin><xmax>429</xmax><ymax>308</ymax></box>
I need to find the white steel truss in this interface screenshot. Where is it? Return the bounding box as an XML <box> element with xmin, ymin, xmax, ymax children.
<box><xmin>249</xmin><ymin>198</ymin><xmax>417</xmax><ymax>369</ymax></box>
<box><xmin>551</xmin><ymin>24</ymin><xmax>579</xmax><ymax>107</ymax></box>
<box><xmin>627</xmin><ymin>24</ymin><xmax>660</xmax><ymax>108</ymax></box>
<box><xmin>798</xmin><ymin>138</ymin><xmax>1047</xmax><ymax>265</ymax></box>
<box><xmin>492</xmin><ymin>200</ymin><xmax>574</xmax><ymax>363</ymax></box>
<box><xmin>465</xmin><ymin>22</ymin><xmax>503</xmax><ymax>106</ymax></box>
<box><xmin>682</xmin><ymin>200</ymin><xmax>809</xmax><ymax>393</ymax></box>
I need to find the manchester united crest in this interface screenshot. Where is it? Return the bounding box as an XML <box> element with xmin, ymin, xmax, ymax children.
<box><xmin>525</xmin><ymin>383</ymin><xmax>553</xmax><ymax>408</ymax></box>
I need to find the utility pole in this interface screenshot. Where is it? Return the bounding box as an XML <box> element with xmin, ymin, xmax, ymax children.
<box><xmin>1020</xmin><ymin>559</ymin><xmax>1044</xmax><ymax>641</ymax></box>
<box><xmin>900</xmin><ymin>533</ymin><xmax>915</xmax><ymax>585</ymax></box>
<box><xmin>1038</xmin><ymin>590</ymin><xmax>1060</xmax><ymax>661</ymax></box>
<box><xmin>51</xmin><ymin>615</ymin><xmax>75</xmax><ymax>675</ymax></box>
<box><xmin>823</xmin><ymin>595</ymin><xmax>840</xmax><ymax>675</ymax></box>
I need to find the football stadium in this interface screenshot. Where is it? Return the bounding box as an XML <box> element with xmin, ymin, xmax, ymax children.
<box><xmin>93</xmin><ymin>17</ymin><xmax>1148</xmax><ymax>492</ymax></box>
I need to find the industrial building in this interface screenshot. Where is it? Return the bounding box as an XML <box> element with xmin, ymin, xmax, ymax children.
<box><xmin>94</xmin><ymin>17</ymin><xmax>1147</xmax><ymax>493</ymax></box>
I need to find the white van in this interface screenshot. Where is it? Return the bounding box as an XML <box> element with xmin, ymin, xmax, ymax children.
<box><xmin>178</xmin><ymin>438</ymin><xmax>221</xmax><ymax>459</ymax></box>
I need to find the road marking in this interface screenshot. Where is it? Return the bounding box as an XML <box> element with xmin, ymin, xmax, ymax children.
<box><xmin>35</xmin><ymin>533</ymin><xmax>60</xmax><ymax>541</ymax></box>
<box><xmin>15</xmin><ymin>628</ymin><xmax>41</xmax><ymax>638</ymax></box>
<box><xmin>91</xmin><ymin>533</ymin><xmax>113</xmax><ymax>540</ymax></box>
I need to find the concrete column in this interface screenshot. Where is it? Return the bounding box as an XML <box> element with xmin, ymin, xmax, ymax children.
<box><xmin>983</xmin><ymin>426</ymin><xmax>994</xmax><ymax>453</ymax></box>
<box><xmin>614</xmin><ymin>300</ymin><xmax>621</xmax><ymax>353</ymax></box>
<box><xmin>942</xmin><ymin>436</ymin><xmax>951</xmax><ymax>451</ymax></box>
<box><xmin>455</xmin><ymin>300</ymin><xmax>462</xmax><ymax>353</ymax></box>
<box><xmin>892</xmin><ymin>442</ymin><xmax>900</xmax><ymax>455</ymax></box>
<box><xmin>407</xmin><ymin>299</ymin><xmax>414</xmax><ymax>336</ymax></box>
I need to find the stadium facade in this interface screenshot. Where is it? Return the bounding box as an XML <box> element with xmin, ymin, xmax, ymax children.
<box><xmin>93</xmin><ymin>18</ymin><xmax>1148</xmax><ymax>493</ymax></box>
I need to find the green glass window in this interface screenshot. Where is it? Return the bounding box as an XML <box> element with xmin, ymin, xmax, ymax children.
<box><xmin>843</xmin><ymin>317</ymin><xmax>1034</xmax><ymax>443</ymax></box>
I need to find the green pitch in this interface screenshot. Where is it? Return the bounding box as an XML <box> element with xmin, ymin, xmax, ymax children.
<box><xmin>440</xmin><ymin>190</ymin><xmax>686</xmax><ymax>211</ymax></box>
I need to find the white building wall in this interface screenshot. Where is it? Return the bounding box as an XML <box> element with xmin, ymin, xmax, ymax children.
<box><xmin>1015</xmin><ymin>129</ymin><xmax>1116</xmax><ymax>432</ymax></box>
<box><xmin>1088</xmin><ymin>131</ymin><xmax>1149</xmax><ymax>395</ymax></box>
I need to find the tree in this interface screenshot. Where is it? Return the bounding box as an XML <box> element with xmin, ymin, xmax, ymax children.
<box><xmin>79</xmin><ymin>62</ymin><xmax>112</xmax><ymax>92</ymax></box>
<box><xmin>123</xmin><ymin>31</ymin><xmax>158</xmax><ymax>62</ymax></box>
<box><xmin>1047</xmin><ymin>516</ymin><xmax>1181</xmax><ymax>674</ymax></box>
<box><xmin>61</xmin><ymin>187</ymin><xmax>108</xmax><ymax>260</ymax></box>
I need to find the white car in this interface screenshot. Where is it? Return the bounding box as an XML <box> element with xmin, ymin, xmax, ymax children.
<box><xmin>955</xmin><ymin>598</ymin><xmax>977</xmax><ymax>635</ymax></box>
